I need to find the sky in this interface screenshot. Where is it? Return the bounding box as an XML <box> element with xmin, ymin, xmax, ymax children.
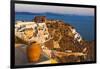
<box><xmin>15</xmin><ymin>3</ymin><xmax>95</xmax><ymax>16</ymax></box>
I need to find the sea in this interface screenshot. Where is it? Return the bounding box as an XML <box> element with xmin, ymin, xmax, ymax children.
<box><xmin>15</xmin><ymin>12</ymin><xmax>95</xmax><ymax>41</ymax></box>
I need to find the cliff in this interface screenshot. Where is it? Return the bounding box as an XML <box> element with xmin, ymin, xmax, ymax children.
<box><xmin>45</xmin><ymin>19</ymin><xmax>95</xmax><ymax>63</ymax></box>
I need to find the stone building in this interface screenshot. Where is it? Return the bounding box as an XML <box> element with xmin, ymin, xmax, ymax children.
<box><xmin>33</xmin><ymin>16</ymin><xmax>46</xmax><ymax>23</ymax></box>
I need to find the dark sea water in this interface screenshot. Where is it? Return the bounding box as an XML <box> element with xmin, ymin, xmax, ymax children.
<box><xmin>15</xmin><ymin>12</ymin><xmax>95</xmax><ymax>41</ymax></box>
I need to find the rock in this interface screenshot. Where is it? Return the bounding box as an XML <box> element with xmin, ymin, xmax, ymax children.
<box><xmin>44</xmin><ymin>39</ymin><xmax>54</xmax><ymax>49</ymax></box>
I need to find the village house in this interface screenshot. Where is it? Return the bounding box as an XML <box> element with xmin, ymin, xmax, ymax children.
<box><xmin>70</xmin><ymin>27</ymin><xmax>82</xmax><ymax>43</ymax></box>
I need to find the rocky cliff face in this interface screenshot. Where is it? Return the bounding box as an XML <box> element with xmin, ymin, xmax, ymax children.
<box><xmin>15</xmin><ymin>16</ymin><xmax>95</xmax><ymax>64</ymax></box>
<box><xmin>46</xmin><ymin>19</ymin><xmax>84</xmax><ymax>51</ymax></box>
<box><xmin>45</xmin><ymin>19</ymin><xmax>95</xmax><ymax>63</ymax></box>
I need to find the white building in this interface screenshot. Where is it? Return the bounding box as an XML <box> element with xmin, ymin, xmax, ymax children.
<box><xmin>71</xmin><ymin>28</ymin><xmax>82</xmax><ymax>43</ymax></box>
